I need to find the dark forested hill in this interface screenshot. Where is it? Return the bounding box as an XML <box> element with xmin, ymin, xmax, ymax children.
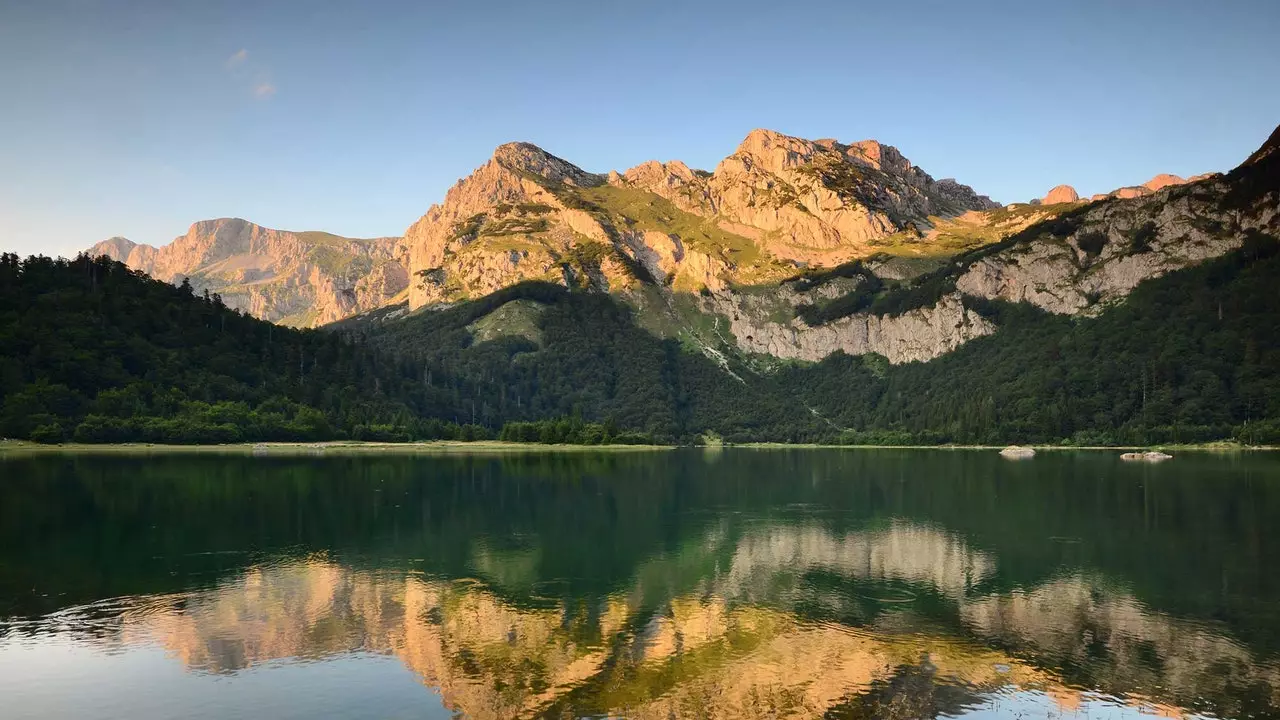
<box><xmin>0</xmin><ymin>254</ymin><xmax>821</xmax><ymax>444</ymax></box>
<box><xmin>3</xmin><ymin>123</ymin><xmax>1279</xmax><ymax>446</ymax></box>
<box><xmin>334</xmin><ymin>282</ymin><xmax>825</xmax><ymax>442</ymax></box>
<box><xmin>0</xmin><ymin>254</ymin><xmax>485</xmax><ymax>444</ymax></box>
<box><xmin>777</xmin><ymin>232</ymin><xmax>1280</xmax><ymax>446</ymax></box>
<box><xmin>3</xmin><ymin>234</ymin><xmax>1279</xmax><ymax>446</ymax></box>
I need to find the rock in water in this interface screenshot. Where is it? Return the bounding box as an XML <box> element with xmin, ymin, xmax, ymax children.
<box><xmin>1121</xmin><ymin>451</ymin><xmax>1173</xmax><ymax>462</ymax></box>
<box><xmin>1000</xmin><ymin>445</ymin><xmax>1036</xmax><ymax>459</ymax></box>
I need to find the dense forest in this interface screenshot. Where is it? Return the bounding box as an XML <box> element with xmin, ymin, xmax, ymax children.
<box><xmin>0</xmin><ymin>254</ymin><xmax>820</xmax><ymax>444</ymax></box>
<box><xmin>779</xmin><ymin>232</ymin><xmax>1280</xmax><ymax>446</ymax></box>
<box><xmin>2</xmin><ymin>126</ymin><xmax>1277</xmax><ymax>446</ymax></box>
<box><xmin>341</xmin><ymin>281</ymin><xmax>822</xmax><ymax>442</ymax></box>
<box><xmin>3</xmin><ymin>232</ymin><xmax>1280</xmax><ymax>446</ymax></box>
<box><xmin>0</xmin><ymin>253</ymin><xmax>493</xmax><ymax>444</ymax></box>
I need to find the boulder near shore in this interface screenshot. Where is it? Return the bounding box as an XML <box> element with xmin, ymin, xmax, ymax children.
<box><xmin>1121</xmin><ymin>451</ymin><xmax>1173</xmax><ymax>462</ymax></box>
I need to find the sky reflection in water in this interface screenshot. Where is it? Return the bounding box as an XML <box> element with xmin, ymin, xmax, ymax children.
<box><xmin>1</xmin><ymin>449</ymin><xmax>1278</xmax><ymax>719</ymax></box>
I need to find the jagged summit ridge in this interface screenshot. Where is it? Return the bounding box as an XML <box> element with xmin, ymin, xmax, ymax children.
<box><xmin>87</xmin><ymin>218</ymin><xmax>407</xmax><ymax>326</ymax></box>
<box><xmin>490</xmin><ymin>142</ymin><xmax>602</xmax><ymax>187</ymax></box>
<box><xmin>404</xmin><ymin>128</ymin><xmax>1002</xmax><ymax>309</ymax></box>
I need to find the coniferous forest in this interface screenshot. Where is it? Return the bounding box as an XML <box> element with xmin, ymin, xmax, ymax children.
<box><xmin>2</xmin><ymin>229</ymin><xmax>1279</xmax><ymax>446</ymax></box>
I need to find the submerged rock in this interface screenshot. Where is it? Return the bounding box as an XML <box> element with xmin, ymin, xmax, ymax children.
<box><xmin>1121</xmin><ymin>451</ymin><xmax>1173</xmax><ymax>462</ymax></box>
<box><xmin>999</xmin><ymin>445</ymin><xmax>1036</xmax><ymax>459</ymax></box>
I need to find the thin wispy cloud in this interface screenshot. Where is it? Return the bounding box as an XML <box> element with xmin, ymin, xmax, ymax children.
<box><xmin>224</xmin><ymin>49</ymin><xmax>277</xmax><ymax>100</ymax></box>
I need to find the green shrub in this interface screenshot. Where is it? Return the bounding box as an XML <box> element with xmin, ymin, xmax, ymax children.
<box><xmin>29</xmin><ymin>422</ymin><xmax>65</xmax><ymax>444</ymax></box>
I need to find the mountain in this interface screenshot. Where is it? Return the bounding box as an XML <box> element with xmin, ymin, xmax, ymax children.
<box><xmin>403</xmin><ymin>129</ymin><xmax>999</xmax><ymax>310</ymax></box>
<box><xmin>21</xmin><ymin>123</ymin><xmax>1277</xmax><ymax>447</ymax></box>
<box><xmin>348</xmin><ymin>123</ymin><xmax>1280</xmax><ymax>444</ymax></box>
<box><xmin>393</xmin><ymin>128</ymin><xmax>1274</xmax><ymax>367</ymax></box>
<box><xmin>87</xmin><ymin>218</ymin><xmax>408</xmax><ymax>327</ymax></box>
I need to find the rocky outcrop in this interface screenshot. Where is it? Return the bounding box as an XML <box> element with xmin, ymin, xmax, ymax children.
<box><xmin>695</xmin><ymin>129</ymin><xmax>998</xmax><ymax>265</ymax></box>
<box><xmin>404</xmin><ymin>143</ymin><xmax>619</xmax><ymax>308</ymax></box>
<box><xmin>87</xmin><ymin>218</ymin><xmax>407</xmax><ymax>326</ymax></box>
<box><xmin>1110</xmin><ymin>185</ymin><xmax>1150</xmax><ymax>199</ymax></box>
<box><xmin>404</xmin><ymin>129</ymin><xmax>999</xmax><ymax>309</ymax></box>
<box><xmin>1143</xmin><ymin>174</ymin><xmax>1185</xmax><ymax>192</ymax></box>
<box><xmin>956</xmin><ymin>173</ymin><xmax>1276</xmax><ymax>314</ymax></box>
<box><xmin>1041</xmin><ymin>173</ymin><xmax>1215</xmax><ymax>204</ymax></box>
<box><xmin>690</xmin><ymin>128</ymin><xmax>1280</xmax><ymax>364</ymax></box>
<box><xmin>699</xmin><ymin>288</ymin><xmax>994</xmax><ymax>364</ymax></box>
<box><xmin>1041</xmin><ymin>185</ymin><xmax>1080</xmax><ymax>204</ymax></box>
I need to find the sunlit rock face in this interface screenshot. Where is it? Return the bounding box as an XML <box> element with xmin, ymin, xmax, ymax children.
<box><xmin>87</xmin><ymin>218</ymin><xmax>408</xmax><ymax>327</ymax></box>
<box><xmin>699</xmin><ymin>290</ymin><xmax>996</xmax><ymax>364</ymax></box>
<box><xmin>402</xmin><ymin>129</ymin><xmax>998</xmax><ymax>311</ymax></box>
<box><xmin>955</xmin><ymin>176</ymin><xmax>1278</xmax><ymax>315</ymax></box>
<box><xmin>77</xmin><ymin>127</ymin><xmax>1279</xmax><ymax>370</ymax></box>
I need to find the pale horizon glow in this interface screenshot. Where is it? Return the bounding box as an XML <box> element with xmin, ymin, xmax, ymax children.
<box><xmin>1</xmin><ymin>0</ymin><xmax>1278</xmax><ymax>258</ymax></box>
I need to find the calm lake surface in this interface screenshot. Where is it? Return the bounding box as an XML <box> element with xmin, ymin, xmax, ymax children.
<box><xmin>1</xmin><ymin>449</ymin><xmax>1278</xmax><ymax>719</ymax></box>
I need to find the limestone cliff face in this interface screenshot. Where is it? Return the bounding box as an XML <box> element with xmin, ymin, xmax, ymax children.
<box><xmin>404</xmin><ymin>129</ymin><xmax>998</xmax><ymax>309</ymax></box>
<box><xmin>701</xmin><ymin>289</ymin><xmax>994</xmax><ymax>364</ymax></box>
<box><xmin>956</xmin><ymin>175</ymin><xmax>1277</xmax><ymax>314</ymax></box>
<box><xmin>88</xmin><ymin>218</ymin><xmax>407</xmax><ymax>327</ymax></box>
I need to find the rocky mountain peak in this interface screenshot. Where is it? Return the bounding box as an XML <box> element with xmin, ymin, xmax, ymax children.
<box><xmin>1143</xmin><ymin>174</ymin><xmax>1186</xmax><ymax>192</ymax></box>
<box><xmin>722</xmin><ymin>128</ymin><xmax>820</xmax><ymax>175</ymax></box>
<box><xmin>90</xmin><ymin>236</ymin><xmax>138</xmax><ymax>260</ymax></box>
<box><xmin>490</xmin><ymin>142</ymin><xmax>601</xmax><ymax>187</ymax></box>
<box><xmin>84</xmin><ymin>219</ymin><xmax>407</xmax><ymax>327</ymax></box>
<box><xmin>720</xmin><ymin>129</ymin><xmax>995</xmax><ymax>208</ymax></box>
<box><xmin>1041</xmin><ymin>185</ymin><xmax>1080</xmax><ymax>204</ymax></box>
<box><xmin>187</xmin><ymin>217</ymin><xmax>257</xmax><ymax>237</ymax></box>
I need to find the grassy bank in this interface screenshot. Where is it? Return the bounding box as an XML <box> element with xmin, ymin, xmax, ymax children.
<box><xmin>733</xmin><ymin>441</ymin><xmax>1277</xmax><ymax>452</ymax></box>
<box><xmin>0</xmin><ymin>440</ymin><xmax>674</xmax><ymax>456</ymax></box>
<box><xmin>3</xmin><ymin>439</ymin><xmax>1274</xmax><ymax>457</ymax></box>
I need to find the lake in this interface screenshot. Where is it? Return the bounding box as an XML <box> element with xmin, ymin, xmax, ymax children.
<box><xmin>1</xmin><ymin>449</ymin><xmax>1278</xmax><ymax>719</ymax></box>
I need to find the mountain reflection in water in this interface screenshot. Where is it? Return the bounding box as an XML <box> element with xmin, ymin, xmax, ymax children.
<box><xmin>1</xmin><ymin>450</ymin><xmax>1278</xmax><ymax>719</ymax></box>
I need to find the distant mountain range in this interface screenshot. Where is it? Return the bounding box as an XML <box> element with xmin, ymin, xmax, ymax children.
<box><xmin>88</xmin><ymin>220</ymin><xmax>407</xmax><ymax>326</ymax></box>
<box><xmin>83</xmin><ymin>127</ymin><xmax>1278</xmax><ymax>366</ymax></box>
<box><xmin>1031</xmin><ymin>172</ymin><xmax>1217</xmax><ymax>205</ymax></box>
<box><xmin>5</xmin><ymin>122</ymin><xmax>1274</xmax><ymax>446</ymax></box>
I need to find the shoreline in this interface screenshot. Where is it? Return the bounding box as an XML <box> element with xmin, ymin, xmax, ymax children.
<box><xmin>0</xmin><ymin>440</ymin><xmax>676</xmax><ymax>456</ymax></box>
<box><xmin>0</xmin><ymin>439</ymin><xmax>1273</xmax><ymax>456</ymax></box>
<box><xmin>732</xmin><ymin>442</ymin><xmax>1277</xmax><ymax>452</ymax></box>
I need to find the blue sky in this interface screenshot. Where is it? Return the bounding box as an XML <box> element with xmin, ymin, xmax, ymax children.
<box><xmin>2</xmin><ymin>0</ymin><xmax>1278</xmax><ymax>258</ymax></box>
